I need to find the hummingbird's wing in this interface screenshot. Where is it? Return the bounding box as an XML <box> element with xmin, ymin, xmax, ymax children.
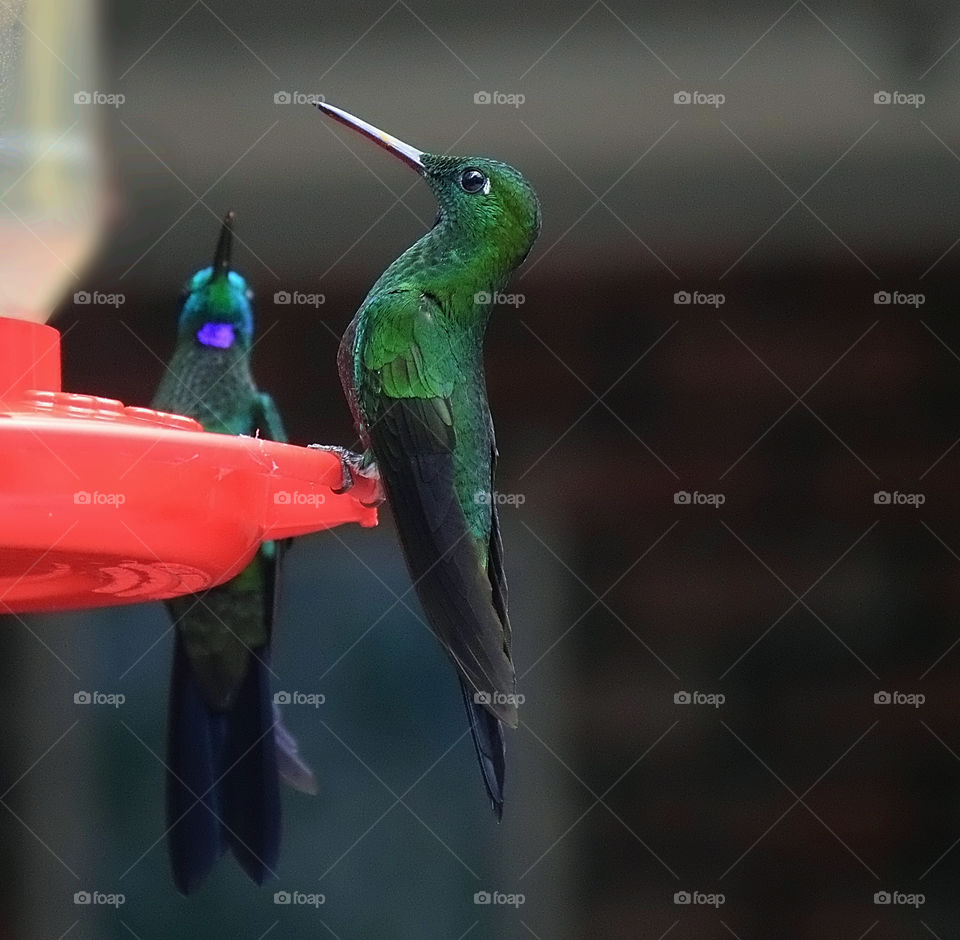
<box><xmin>487</xmin><ymin>434</ymin><xmax>510</xmax><ymax>650</ymax></box>
<box><xmin>357</xmin><ymin>291</ymin><xmax>517</xmax><ymax>728</ymax></box>
<box><xmin>458</xmin><ymin>434</ymin><xmax>510</xmax><ymax>815</ymax></box>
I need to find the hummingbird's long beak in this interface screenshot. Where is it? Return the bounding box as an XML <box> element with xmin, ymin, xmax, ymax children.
<box><xmin>212</xmin><ymin>210</ymin><xmax>235</xmax><ymax>275</ymax></box>
<box><xmin>314</xmin><ymin>101</ymin><xmax>425</xmax><ymax>174</ymax></box>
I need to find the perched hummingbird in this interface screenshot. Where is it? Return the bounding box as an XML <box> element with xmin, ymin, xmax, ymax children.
<box><xmin>152</xmin><ymin>211</ymin><xmax>316</xmax><ymax>893</ymax></box>
<box><xmin>316</xmin><ymin>102</ymin><xmax>541</xmax><ymax>816</ymax></box>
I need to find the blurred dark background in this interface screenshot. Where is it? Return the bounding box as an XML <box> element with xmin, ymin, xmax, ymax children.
<box><xmin>4</xmin><ymin>1</ymin><xmax>960</xmax><ymax>937</ymax></box>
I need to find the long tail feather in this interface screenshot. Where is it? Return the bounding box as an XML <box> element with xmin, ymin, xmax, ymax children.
<box><xmin>166</xmin><ymin>633</ymin><xmax>281</xmax><ymax>893</ymax></box>
<box><xmin>460</xmin><ymin>679</ymin><xmax>505</xmax><ymax>820</ymax></box>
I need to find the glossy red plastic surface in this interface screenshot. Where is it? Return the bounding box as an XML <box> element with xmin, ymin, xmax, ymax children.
<box><xmin>0</xmin><ymin>317</ymin><xmax>377</xmax><ymax>613</ymax></box>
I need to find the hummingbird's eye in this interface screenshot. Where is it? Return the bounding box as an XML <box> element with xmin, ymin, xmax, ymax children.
<box><xmin>459</xmin><ymin>168</ymin><xmax>488</xmax><ymax>194</ymax></box>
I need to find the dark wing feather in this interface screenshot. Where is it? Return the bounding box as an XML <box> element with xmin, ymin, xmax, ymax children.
<box><xmin>356</xmin><ymin>288</ymin><xmax>516</xmax><ymax>820</ymax></box>
<box><xmin>486</xmin><ymin>435</ymin><xmax>510</xmax><ymax>647</ymax></box>
<box><xmin>370</xmin><ymin>394</ymin><xmax>517</xmax><ymax>727</ymax></box>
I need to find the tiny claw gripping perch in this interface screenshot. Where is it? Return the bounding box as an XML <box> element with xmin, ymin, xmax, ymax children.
<box><xmin>309</xmin><ymin>444</ymin><xmax>384</xmax><ymax>506</ymax></box>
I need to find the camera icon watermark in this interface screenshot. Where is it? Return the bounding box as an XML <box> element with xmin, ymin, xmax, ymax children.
<box><xmin>273</xmin><ymin>289</ymin><xmax>325</xmax><ymax>307</ymax></box>
<box><xmin>74</xmin><ymin>290</ymin><xmax>125</xmax><ymax>308</ymax></box>
<box><xmin>74</xmin><ymin>690</ymin><xmax>125</xmax><ymax>707</ymax></box>
<box><xmin>873</xmin><ymin>690</ymin><xmax>924</xmax><ymax>707</ymax></box>
<box><xmin>274</xmin><ymin>91</ymin><xmax>324</xmax><ymax>105</ymax></box>
<box><xmin>73</xmin><ymin>890</ymin><xmax>125</xmax><ymax>907</ymax></box>
<box><xmin>673</xmin><ymin>90</ymin><xmax>725</xmax><ymax>108</ymax></box>
<box><xmin>673</xmin><ymin>290</ymin><xmax>724</xmax><ymax>307</ymax></box>
<box><xmin>873</xmin><ymin>490</ymin><xmax>925</xmax><ymax>508</ymax></box>
<box><xmin>674</xmin><ymin>490</ymin><xmax>725</xmax><ymax>507</ymax></box>
<box><xmin>474</xmin><ymin>290</ymin><xmax>524</xmax><ymax>307</ymax></box>
<box><xmin>273</xmin><ymin>690</ymin><xmax>325</xmax><ymax>707</ymax></box>
<box><xmin>73</xmin><ymin>490</ymin><xmax>126</xmax><ymax>508</ymax></box>
<box><xmin>673</xmin><ymin>890</ymin><xmax>724</xmax><ymax>907</ymax></box>
<box><xmin>473</xmin><ymin>889</ymin><xmax>525</xmax><ymax>907</ymax></box>
<box><xmin>274</xmin><ymin>490</ymin><xmax>325</xmax><ymax>506</ymax></box>
<box><xmin>873</xmin><ymin>890</ymin><xmax>924</xmax><ymax>907</ymax></box>
<box><xmin>473</xmin><ymin>90</ymin><xmax>525</xmax><ymax>108</ymax></box>
<box><xmin>474</xmin><ymin>489</ymin><xmax>526</xmax><ymax>507</ymax></box>
<box><xmin>473</xmin><ymin>690</ymin><xmax>525</xmax><ymax>707</ymax></box>
<box><xmin>74</xmin><ymin>90</ymin><xmax>125</xmax><ymax>108</ymax></box>
<box><xmin>874</xmin><ymin>90</ymin><xmax>924</xmax><ymax>107</ymax></box>
<box><xmin>873</xmin><ymin>290</ymin><xmax>923</xmax><ymax>307</ymax></box>
<box><xmin>273</xmin><ymin>889</ymin><xmax>325</xmax><ymax>906</ymax></box>
<box><xmin>674</xmin><ymin>690</ymin><xmax>725</xmax><ymax>708</ymax></box>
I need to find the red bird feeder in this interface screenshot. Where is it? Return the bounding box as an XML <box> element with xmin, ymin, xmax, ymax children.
<box><xmin>0</xmin><ymin>316</ymin><xmax>377</xmax><ymax>614</ymax></box>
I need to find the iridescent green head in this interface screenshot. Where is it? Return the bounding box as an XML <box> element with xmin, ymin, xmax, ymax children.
<box><xmin>315</xmin><ymin>102</ymin><xmax>540</xmax><ymax>272</ymax></box>
<box><xmin>178</xmin><ymin>211</ymin><xmax>254</xmax><ymax>350</ymax></box>
<box><xmin>418</xmin><ymin>153</ymin><xmax>540</xmax><ymax>268</ymax></box>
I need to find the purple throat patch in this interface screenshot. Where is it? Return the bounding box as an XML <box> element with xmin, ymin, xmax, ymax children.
<box><xmin>197</xmin><ymin>322</ymin><xmax>235</xmax><ymax>348</ymax></box>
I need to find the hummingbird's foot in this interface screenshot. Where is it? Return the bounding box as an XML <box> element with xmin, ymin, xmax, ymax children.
<box><xmin>342</xmin><ymin>455</ymin><xmax>384</xmax><ymax>507</ymax></box>
<box><xmin>308</xmin><ymin>444</ymin><xmax>359</xmax><ymax>492</ymax></box>
<box><xmin>309</xmin><ymin>445</ymin><xmax>383</xmax><ymax>504</ymax></box>
<box><xmin>354</xmin><ymin>461</ymin><xmax>384</xmax><ymax>507</ymax></box>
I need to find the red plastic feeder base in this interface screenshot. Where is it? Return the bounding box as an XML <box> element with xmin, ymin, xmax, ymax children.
<box><xmin>0</xmin><ymin>317</ymin><xmax>377</xmax><ymax>613</ymax></box>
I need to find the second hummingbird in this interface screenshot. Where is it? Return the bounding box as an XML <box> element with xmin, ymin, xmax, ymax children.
<box><xmin>153</xmin><ymin>212</ymin><xmax>316</xmax><ymax>893</ymax></box>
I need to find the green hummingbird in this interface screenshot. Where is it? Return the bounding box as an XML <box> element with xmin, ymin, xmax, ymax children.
<box><xmin>315</xmin><ymin>101</ymin><xmax>541</xmax><ymax>817</ymax></box>
<box><xmin>152</xmin><ymin>211</ymin><xmax>316</xmax><ymax>893</ymax></box>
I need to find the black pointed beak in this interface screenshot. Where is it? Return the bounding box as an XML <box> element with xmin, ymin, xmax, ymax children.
<box><xmin>314</xmin><ymin>101</ymin><xmax>426</xmax><ymax>174</ymax></box>
<box><xmin>212</xmin><ymin>210</ymin><xmax>235</xmax><ymax>275</ymax></box>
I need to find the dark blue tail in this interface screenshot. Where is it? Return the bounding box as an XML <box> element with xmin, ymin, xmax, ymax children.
<box><xmin>166</xmin><ymin>632</ymin><xmax>280</xmax><ymax>894</ymax></box>
<box><xmin>460</xmin><ymin>680</ymin><xmax>505</xmax><ymax>820</ymax></box>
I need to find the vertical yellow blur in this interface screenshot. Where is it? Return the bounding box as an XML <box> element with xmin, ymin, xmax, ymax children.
<box><xmin>0</xmin><ymin>0</ymin><xmax>104</xmax><ymax>322</ymax></box>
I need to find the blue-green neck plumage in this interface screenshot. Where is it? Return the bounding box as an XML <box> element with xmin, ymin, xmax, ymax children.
<box><xmin>154</xmin><ymin>269</ymin><xmax>258</xmax><ymax>436</ymax></box>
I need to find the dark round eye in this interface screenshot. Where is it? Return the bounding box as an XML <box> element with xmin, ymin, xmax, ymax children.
<box><xmin>459</xmin><ymin>168</ymin><xmax>487</xmax><ymax>193</ymax></box>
